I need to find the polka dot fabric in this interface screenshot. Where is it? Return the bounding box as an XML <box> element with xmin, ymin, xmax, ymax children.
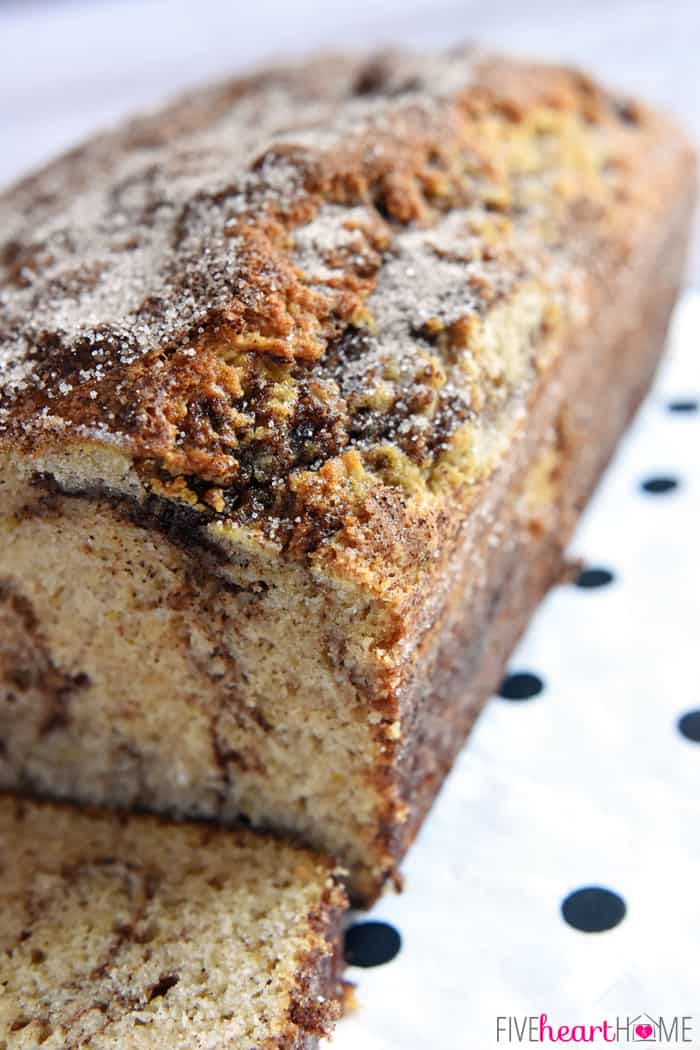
<box><xmin>332</xmin><ymin>293</ymin><xmax>700</xmax><ymax>1049</ymax></box>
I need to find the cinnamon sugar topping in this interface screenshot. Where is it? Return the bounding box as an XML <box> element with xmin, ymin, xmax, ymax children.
<box><xmin>0</xmin><ymin>49</ymin><xmax>668</xmax><ymax>526</ymax></box>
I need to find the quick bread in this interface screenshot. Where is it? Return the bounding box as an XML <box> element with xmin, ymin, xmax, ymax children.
<box><xmin>0</xmin><ymin>49</ymin><xmax>695</xmax><ymax>901</ymax></box>
<box><xmin>0</xmin><ymin>795</ymin><xmax>346</xmax><ymax>1049</ymax></box>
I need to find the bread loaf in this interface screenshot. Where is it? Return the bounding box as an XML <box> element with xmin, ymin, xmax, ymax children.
<box><xmin>0</xmin><ymin>49</ymin><xmax>694</xmax><ymax>900</ymax></box>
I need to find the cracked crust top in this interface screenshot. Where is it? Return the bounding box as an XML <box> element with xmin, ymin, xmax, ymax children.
<box><xmin>0</xmin><ymin>48</ymin><xmax>694</xmax><ymax>568</ymax></box>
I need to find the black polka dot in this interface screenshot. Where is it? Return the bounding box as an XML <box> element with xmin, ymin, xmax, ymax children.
<box><xmin>575</xmin><ymin>567</ymin><xmax>615</xmax><ymax>589</ymax></box>
<box><xmin>667</xmin><ymin>398</ymin><xmax>698</xmax><ymax>414</ymax></box>
<box><xmin>678</xmin><ymin>709</ymin><xmax>700</xmax><ymax>743</ymax></box>
<box><xmin>561</xmin><ymin>887</ymin><xmax>626</xmax><ymax>933</ymax></box>
<box><xmin>344</xmin><ymin>921</ymin><xmax>401</xmax><ymax>967</ymax></box>
<box><xmin>498</xmin><ymin>672</ymin><xmax>544</xmax><ymax>700</ymax></box>
<box><xmin>640</xmin><ymin>476</ymin><xmax>679</xmax><ymax>495</ymax></box>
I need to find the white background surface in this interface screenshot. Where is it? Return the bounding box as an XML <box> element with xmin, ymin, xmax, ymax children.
<box><xmin>1</xmin><ymin>3</ymin><xmax>698</xmax><ymax>1046</ymax></box>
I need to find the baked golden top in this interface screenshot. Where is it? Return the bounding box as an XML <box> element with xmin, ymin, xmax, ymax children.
<box><xmin>0</xmin><ymin>49</ymin><xmax>693</xmax><ymax>558</ymax></box>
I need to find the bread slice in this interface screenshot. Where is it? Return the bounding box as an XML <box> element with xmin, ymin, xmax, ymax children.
<box><xmin>0</xmin><ymin>795</ymin><xmax>346</xmax><ymax>1049</ymax></box>
<box><xmin>0</xmin><ymin>49</ymin><xmax>695</xmax><ymax>901</ymax></box>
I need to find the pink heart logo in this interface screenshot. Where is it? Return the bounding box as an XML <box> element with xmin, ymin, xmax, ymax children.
<box><xmin>635</xmin><ymin>1025</ymin><xmax>653</xmax><ymax>1040</ymax></box>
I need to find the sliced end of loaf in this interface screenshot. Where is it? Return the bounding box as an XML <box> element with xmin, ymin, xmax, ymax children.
<box><xmin>0</xmin><ymin>795</ymin><xmax>347</xmax><ymax>1049</ymax></box>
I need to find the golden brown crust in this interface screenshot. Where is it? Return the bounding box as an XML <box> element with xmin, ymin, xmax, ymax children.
<box><xmin>0</xmin><ymin>49</ymin><xmax>694</xmax><ymax>567</ymax></box>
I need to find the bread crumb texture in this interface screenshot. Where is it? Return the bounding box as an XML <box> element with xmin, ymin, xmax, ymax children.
<box><xmin>0</xmin><ymin>796</ymin><xmax>346</xmax><ymax>1049</ymax></box>
<box><xmin>0</xmin><ymin>49</ymin><xmax>692</xmax><ymax>567</ymax></box>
